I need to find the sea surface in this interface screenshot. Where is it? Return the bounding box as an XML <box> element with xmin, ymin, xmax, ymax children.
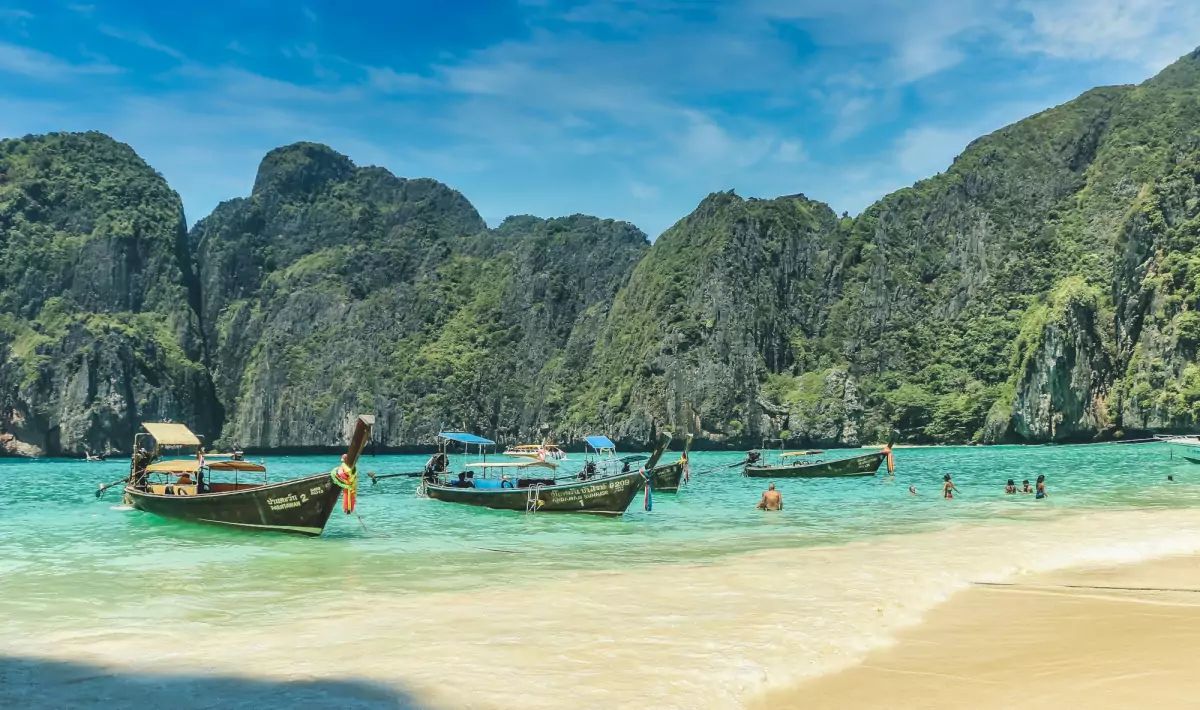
<box><xmin>3</xmin><ymin>443</ymin><xmax>1200</xmax><ymax>708</ymax></box>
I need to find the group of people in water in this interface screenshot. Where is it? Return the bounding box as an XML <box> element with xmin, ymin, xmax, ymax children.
<box><xmin>935</xmin><ymin>473</ymin><xmax>1048</xmax><ymax>499</ymax></box>
<box><xmin>1003</xmin><ymin>476</ymin><xmax>1048</xmax><ymax>498</ymax></box>
<box><xmin>757</xmin><ymin>473</ymin><xmax>1051</xmax><ymax>510</ymax></box>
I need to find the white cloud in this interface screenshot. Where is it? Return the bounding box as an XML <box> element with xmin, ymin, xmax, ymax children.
<box><xmin>629</xmin><ymin>180</ymin><xmax>660</xmax><ymax>201</ymax></box>
<box><xmin>0</xmin><ymin>41</ymin><xmax>119</xmax><ymax>80</ymax></box>
<box><xmin>98</xmin><ymin>24</ymin><xmax>186</xmax><ymax>60</ymax></box>
<box><xmin>364</xmin><ymin>65</ymin><xmax>434</xmax><ymax>93</ymax></box>
<box><xmin>894</xmin><ymin>125</ymin><xmax>978</xmax><ymax>177</ymax></box>
<box><xmin>1017</xmin><ymin>0</ymin><xmax>1200</xmax><ymax>71</ymax></box>
<box><xmin>774</xmin><ymin>139</ymin><xmax>806</xmax><ymax>164</ymax></box>
<box><xmin>0</xmin><ymin>8</ymin><xmax>33</xmax><ymax>22</ymax></box>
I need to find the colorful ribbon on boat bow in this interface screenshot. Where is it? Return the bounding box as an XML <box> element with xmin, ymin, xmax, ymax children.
<box><xmin>681</xmin><ymin>451</ymin><xmax>690</xmax><ymax>484</ymax></box>
<box><xmin>882</xmin><ymin>444</ymin><xmax>895</xmax><ymax>474</ymax></box>
<box><xmin>331</xmin><ymin>459</ymin><xmax>358</xmax><ymax>514</ymax></box>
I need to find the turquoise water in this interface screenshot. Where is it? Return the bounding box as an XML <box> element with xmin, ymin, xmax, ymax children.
<box><xmin>2</xmin><ymin>443</ymin><xmax>1198</xmax><ymax>608</ymax></box>
<box><xmin>4</xmin><ymin>443</ymin><xmax>1200</xmax><ymax>708</ymax></box>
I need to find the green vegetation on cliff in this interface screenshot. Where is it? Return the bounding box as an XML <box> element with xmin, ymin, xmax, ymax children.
<box><xmin>0</xmin><ymin>132</ymin><xmax>217</xmax><ymax>455</ymax></box>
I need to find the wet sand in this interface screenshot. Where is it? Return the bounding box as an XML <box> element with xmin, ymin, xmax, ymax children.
<box><xmin>752</xmin><ymin>554</ymin><xmax>1200</xmax><ymax>709</ymax></box>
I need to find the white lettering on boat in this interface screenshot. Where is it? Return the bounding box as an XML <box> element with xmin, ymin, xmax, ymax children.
<box><xmin>266</xmin><ymin>493</ymin><xmax>303</xmax><ymax>511</ymax></box>
<box><xmin>544</xmin><ymin>479</ymin><xmax>627</xmax><ymax>505</ymax></box>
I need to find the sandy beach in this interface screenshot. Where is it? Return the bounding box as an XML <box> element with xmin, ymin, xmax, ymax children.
<box><xmin>753</xmin><ymin>554</ymin><xmax>1200</xmax><ymax>709</ymax></box>
<box><xmin>4</xmin><ymin>506</ymin><xmax>1200</xmax><ymax>709</ymax></box>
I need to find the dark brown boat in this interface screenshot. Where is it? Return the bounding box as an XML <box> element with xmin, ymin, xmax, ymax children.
<box><xmin>645</xmin><ymin>433</ymin><xmax>694</xmax><ymax>493</ymax></box>
<box><xmin>743</xmin><ymin>449</ymin><xmax>886</xmax><ymax>478</ymax></box>
<box><xmin>420</xmin><ymin>432</ymin><xmax>669</xmax><ymax>515</ymax></box>
<box><xmin>121</xmin><ymin>415</ymin><xmax>374</xmax><ymax>536</ymax></box>
<box><xmin>424</xmin><ymin>469</ymin><xmax>645</xmax><ymax>514</ymax></box>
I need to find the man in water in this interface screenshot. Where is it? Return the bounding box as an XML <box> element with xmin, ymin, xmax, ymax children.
<box><xmin>756</xmin><ymin>482</ymin><xmax>783</xmax><ymax>511</ymax></box>
<box><xmin>1035</xmin><ymin>474</ymin><xmax>1047</xmax><ymax>499</ymax></box>
<box><xmin>1021</xmin><ymin>479</ymin><xmax>1033</xmax><ymax>494</ymax></box>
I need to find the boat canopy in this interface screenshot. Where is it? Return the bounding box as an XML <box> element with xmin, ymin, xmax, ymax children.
<box><xmin>439</xmin><ymin>431</ymin><xmax>496</xmax><ymax>445</ymax></box>
<box><xmin>619</xmin><ymin>454</ymin><xmax>648</xmax><ymax>464</ymax></box>
<box><xmin>781</xmin><ymin>450</ymin><xmax>824</xmax><ymax>457</ymax></box>
<box><xmin>208</xmin><ymin>460</ymin><xmax>266</xmax><ymax>472</ymax></box>
<box><xmin>585</xmin><ymin>435</ymin><xmax>616</xmax><ymax>450</ymax></box>
<box><xmin>473</xmin><ymin>460</ymin><xmax>555</xmax><ymax>470</ymax></box>
<box><xmin>145</xmin><ymin>459</ymin><xmax>200</xmax><ymax>473</ymax></box>
<box><xmin>142</xmin><ymin>422</ymin><xmax>201</xmax><ymax>447</ymax></box>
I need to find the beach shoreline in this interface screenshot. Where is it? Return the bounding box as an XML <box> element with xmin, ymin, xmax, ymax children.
<box><xmin>5</xmin><ymin>505</ymin><xmax>1200</xmax><ymax>708</ymax></box>
<box><xmin>751</xmin><ymin>553</ymin><xmax>1200</xmax><ymax>709</ymax></box>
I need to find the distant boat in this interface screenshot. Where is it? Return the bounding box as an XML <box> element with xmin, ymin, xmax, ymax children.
<box><xmin>743</xmin><ymin>438</ymin><xmax>890</xmax><ymax>478</ymax></box>
<box><xmin>420</xmin><ymin>432</ymin><xmax>669</xmax><ymax>515</ymax></box>
<box><xmin>642</xmin><ymin>433</ymin><xmax>694</xmax><ymax>493</ymax></box>
<box><xmin>502</xmin><ymin>442</ymin><xmax>567</xmax><ymax>463</ymax></box>
<box><xmin>1158</xmin><ymin>435</ymin><xmax>1200</xmax><ymax>464</ymax></box>
<box><xmin>118</xmin><ymin>415</ymin><xmax>373</xmax><ymax>536</ymax></box>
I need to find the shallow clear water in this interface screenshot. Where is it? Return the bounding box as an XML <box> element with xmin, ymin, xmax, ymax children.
<box><xmin>3</xmin><ymin>443</ymin><xmax>1199</xmax><ymax>707</ymax></box>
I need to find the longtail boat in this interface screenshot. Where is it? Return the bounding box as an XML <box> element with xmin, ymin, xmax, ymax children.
<box><xmin>1158</xmin><ymin>435</ymin><xmax>1200</xmax><ymax>464</ymax></box>
<box><xmin>743</xmin><ymin>438</ymin><xmax>893</xmax><ymax>479</ymax></box>
<box><xmin>644</xmin><ymin>433</ymin><xmax>694</xmax><ymax>493</ymax></box>
<box><xmin>502</xmin><ymin>442</ymin><xmax>568</xmax><ymax>462</ymax></box>
<box><xmin>119</xmin><ymin>415</ymin><xmax>374</xmax><ymax>536</ymax></box>
<box><xmin>420</xmin><ymin>432</ymin><xmax>669</xmax><ymax>514</ymax></box>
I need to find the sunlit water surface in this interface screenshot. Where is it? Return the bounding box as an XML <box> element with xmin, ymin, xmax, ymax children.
<box><xmin>3</xmin><ymin>444</ymin><xmax>1200</xmax><ymax>708</ymax></box>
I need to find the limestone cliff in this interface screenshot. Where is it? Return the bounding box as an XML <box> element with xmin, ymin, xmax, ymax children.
<box><xmin>0</xmin><ymin>132</ymin><xmax>218</xmax><ymax>456</ymax></box>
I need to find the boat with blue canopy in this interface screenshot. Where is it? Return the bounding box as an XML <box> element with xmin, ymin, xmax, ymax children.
<box><xmin>415</xmin><ymin>432</ymin><xmax>669</xmax><ymax>515</ymax></box>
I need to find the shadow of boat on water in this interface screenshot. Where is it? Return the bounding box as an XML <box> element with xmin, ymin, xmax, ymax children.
<box><xmin>1</xmin><ymin>655</ymin><xmax>431</xmax><ymax>709</ymax></box>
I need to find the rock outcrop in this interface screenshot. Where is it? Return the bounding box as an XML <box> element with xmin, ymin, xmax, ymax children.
<box><xmin>0</xmin><ymin>132</ymin><xmax>218</xmax><ymax>456</ymax></box>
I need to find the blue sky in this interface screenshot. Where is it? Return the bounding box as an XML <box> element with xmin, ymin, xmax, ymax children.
<box><xmin>1</xmin><ymin>1</ymin><xmax>1197</xmax><ymax>238</ymax></box>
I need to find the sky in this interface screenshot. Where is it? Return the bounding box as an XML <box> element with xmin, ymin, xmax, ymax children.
<box><xmin>0</xmin><ymin>1</ymin><xmax>1198</xmax><ymax>238</ymax></box>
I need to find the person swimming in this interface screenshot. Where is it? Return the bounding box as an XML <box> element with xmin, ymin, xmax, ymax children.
<box><xmin>756</xmin><ymin>482</ymin><xmax>783</xmax><ymax>511</ymax></box>
<box><xmin>1005</xmin><ymin>479</ymin><xmax>1017</xmax><ymax>494</ymax></box>
<box><xmin>1021</xmin><ymin>479</ymin><xmax>1033</xmax><ymax>494</ymax></box>
<box><xmin>1035</xmin><ymin>474</ymin><xmax>1047</xmax><ymax>499</ymax></box>
<box><xmin>908</xmin><ymin>484</ymin><xmax>917</xmax><ymax>495</ymax></box>
<box><xmin>942</xmin><ymin>474</ymin><xmax>959</xmax><ymax>500</ymax></box>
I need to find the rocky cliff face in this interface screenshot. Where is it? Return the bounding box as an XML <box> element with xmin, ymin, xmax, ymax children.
<box><xmin>569</xmin><ymin>191</ymin><xmax>849</xmax><ymax>446</ymax></box>
<box><xmin>0</xmin><ymin>132</ymin><xmax>218</xmax><ymax>456</ymax></box>
<box><xmin>191</xmin><ymin>145</ymin><xmax>647</xmax><ymax>449</ymax></box>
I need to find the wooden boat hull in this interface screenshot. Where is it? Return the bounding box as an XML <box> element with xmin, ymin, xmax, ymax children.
<box><xmin>1166</xmin><ymin>441</ymin><xmax>1200</xmax><ymax>464</ymax></box>
<box><xmin>744</xmin><ymin>451</ymin><xmax>885</xmax><ymax>478</ymax></box>
<box><xmin>644</xmin><ymin>460</ymin><xmax>685</xmax><ymax>493</ymax></box>
<box><xmin>125</xmin><ymin>472</ymin><xmax>342</xmax><ymax>536</ymax></box>
<box><xmin>424</xmin><ymin>470</ymin><xmax>643</xmax><ymax>515</ymax></box>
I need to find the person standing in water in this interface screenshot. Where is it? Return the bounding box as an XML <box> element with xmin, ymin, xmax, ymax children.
<box><xmin>1021</xmin><ymin>479</ymin><xmax>1033</xmax><ymax>494</ymax></box>
<box><xmin>1035</xmin><ymin>474</ymin><xmax>1048</xmax><ymax>499</ymax></box>
<box><xmin>942</xmin><ymin>474</ymin><xmax>959</xmax><ymax>499</ymax></box>
<box><xmin>1005</xmin><ymin>479</ymin><xmax>1017</xmax><ymax>494</ymax></box>
<box><xmin>757</xmin><ymin>482</ymin><xmax>783</xmax><ymax>510</ymax></box>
